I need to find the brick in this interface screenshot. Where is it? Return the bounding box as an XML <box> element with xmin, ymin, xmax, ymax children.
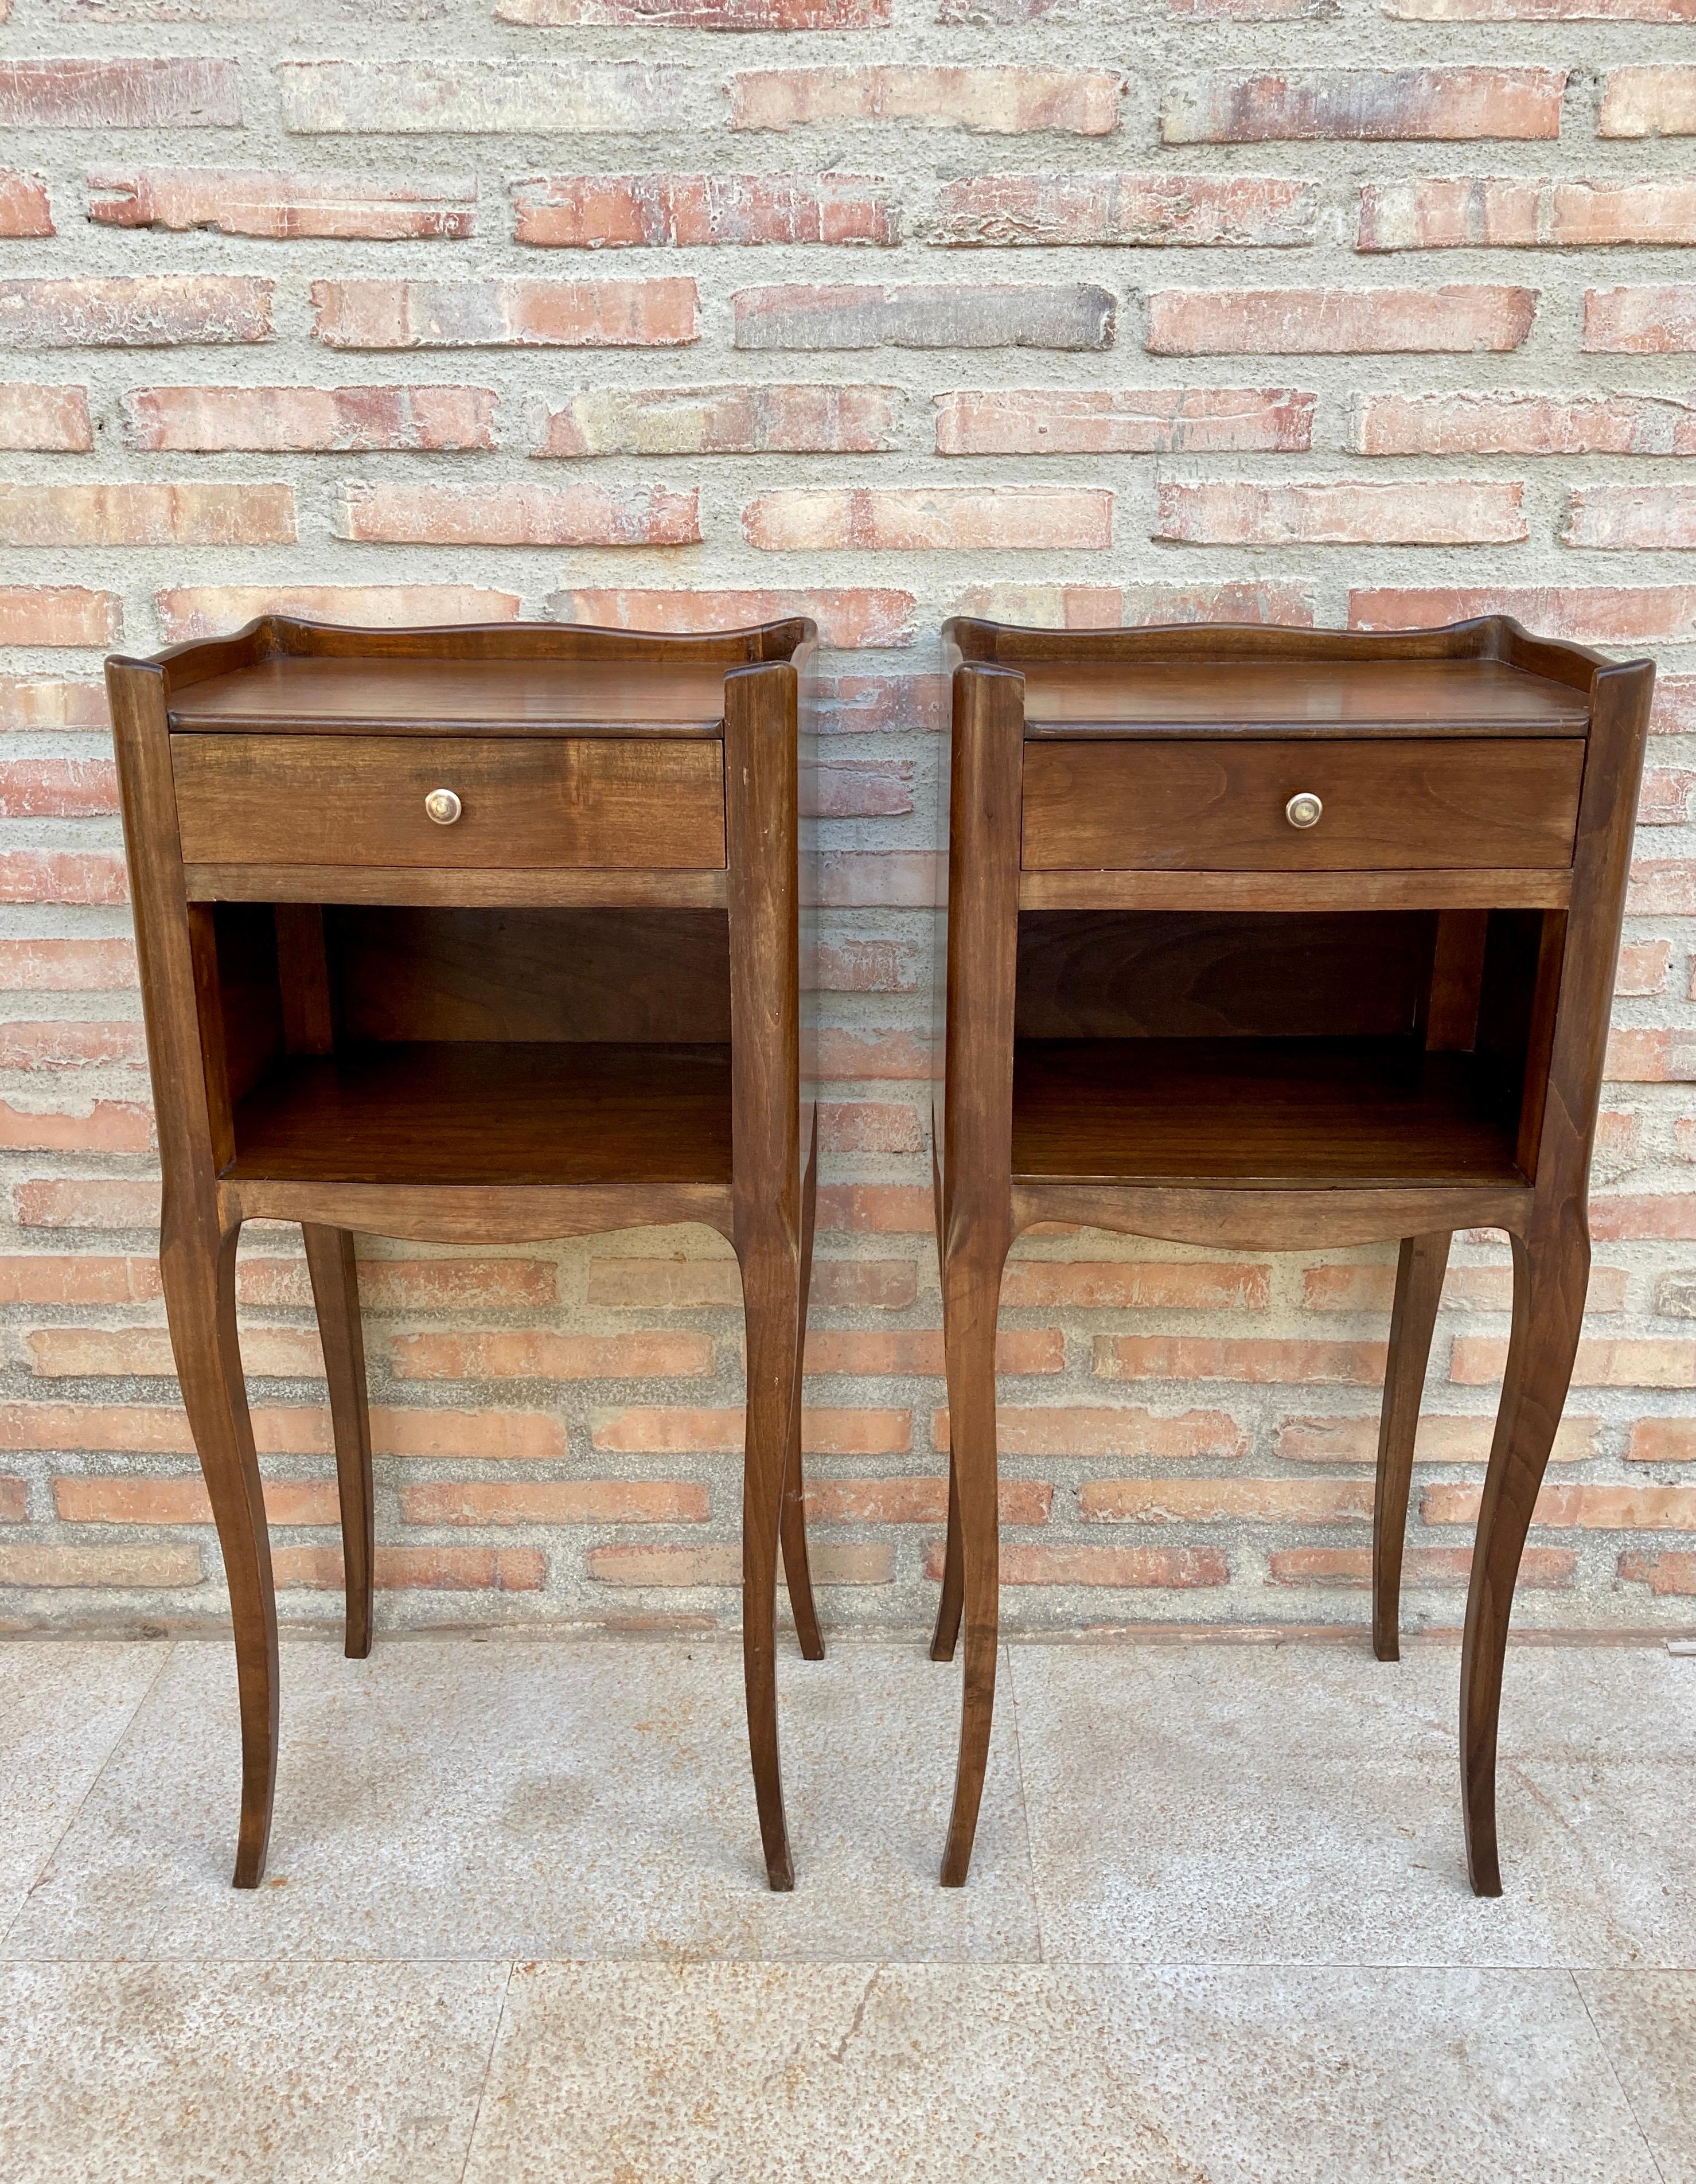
<box><xmin>1584</xmin><ymin>287</ymin><xmax>1696</xmax><ymax>353</ymax></box>
<box><xmin>586</xmin><ymin>1255</ymin><xmax>917</xmax><ymax>1309</ymax></box>
<box><xmin>273</xmin><ymin>1545</ymin><xmax>545</xmax><ymax>1593</ymax></box>
<box><xmin>1628</xmin><ymin>1419</ymin><xmax>1695</xmax><ymax>1462</ymax></box>
<box><xmin>1607</xmin><ymin>1027</ymin><xmax>1691</xmax><ymax>1081</ymax></box>
<box><xmin>1000</xmin><ymin>1261</ymin><xmax>1269</xmax><ymax>1309</ymax></box>
<box><xmin>0</xmin><ymin>171</ymin><xmax>52</xmax><ymax>239</ymax></box>
<box><xmin>0</xmin><ymin>851</ymin><xmax>127</xmax><ymax>905</ymax></box>
<box><xmin>1350</xmin><ymin>587</ymin><xmax>1696</xmax><ymax>642</ymax></box>
<box><xmin>549</xmin><ymin>587</ymin><xmax>913</xmax><ymax>648</ymax></box>
<box><xmin>1598</xmin><ymin>68</ymin><xmax>1696</xmax><ymax>138</ymax></box>
<box><xmin>0</xmin><ymin>1254</ymin><xmax>158</xmax><ymax>1304</ymax></box>
<box><xmin>0</xmin><ymin>1102</ymin><xmax>151</xmax><ymax>1154</ymax></box>
<box><xmin>816</xmin><ymin>851</ymin><xmax>943</xmax><ymax>907</ymax></box>
<box><xmin>954</xmin><ymin>581</ymin><xmax>1316</xmax><ymax>628</ymax></box>
<box><xmin>28</xmin><ymin>1322</ymin><xmax>319</xmax><ymax>1380</ymax></box>
<box><xmin>1424</xmin><ymin>1483</ymin><xmax>1696</xmax><ymax>1529</ymax></box>
<box><xmin>1269</xmin><ymin>1546</ymin><xmax>1576</xmax><ymax>1588</ymax></box>
<box><xmin>399</xmin><ymin>1480</ymin><xmax>707</xmax><ymax>1526</ymax></box>
<box><xmin>312</xmin><ymin>279</ymin><xmax>696</xmax><ymax>350</ymax></box>
<box><xmin>0</xmin><ymin>384</ymin><xmax>92</xmax><ymax>453</ymax></box>
<box><xmin>1163</xmin><ymin>68</ymin><xmax>1565</xmax><ymax>144</ymax></box>
<box><xmin>239</xmin><ymin>1255</ymin><xmax>555</xmax><ymax>1312</ymax></box>
<box><xmin>936</xmin><ymin>387</ymin><xmax>1315</xmax><ymax>456</ymax></box>
<box><xmin>744</xmin><ymin>486</ymin><xmax>1112</xmax><ymax>552</ymax></box>
<box><xmin>816</xmin><ymin>938</ymin><xmax>924</xmax><ymax>989</ymax></box>
<box><xmin>513</xmin><ymin>173</ymin><xmax>897</xmax><ymax>249</ymax></box>
<box><xmin>595</xmin><ymin>1405</ymin><xmax>910</xmax><ymax>1454</ymax></box>
<box><xmin>156</xmin><ymin>585</ymin><xmax>521</xmax><ymax>642</ymax></box>
<box><xmin>1394</xmin><ymin>0</ymin><xmax>1694</xmax><ymax>13</ymax></box>
<box><xmin>0</xmin><ymin>678</ymin><xmax>108</xmax><ymax>731</ymax></box>
<box><xmin>54</xmin><ymin>1476</ymin><xmax>337</xmax><ymax>1526</ymax></box>
<box><xmin>1097</xmin><ymin>1335</ymin><xmax>1386</xmax><ymax>1384</ymax></box>
<box><xmin>390</xmin><ymin>1331</ymin><xmax>711</xmax><ymax>1378</ymax></box>
<box><xmin>1639</xmin><ymin>770</ymin><xmax>1695</xmax><ymax>824</ymax></box>
<box><xmin>814</xmin><ymin>673</ymin><xmax>945</xmax><ymax>736</ymax></box>
<box><xmin>338</xmin><ymin>481</ymin><xmax>699</xmax><ymax>548</ymax></box>
<box><xmin>804</xmin><ymin>758</ymin><xmax>916</xmax><ymax>820</ymax></box>
<box><xmin>731</xmin><ymin>68</ymin><xmax>1122</xmax><ymax>136</ymax></box>
<box><xmin>588</xmin><ymin>1542</ymin><xmax>892</xmax><ymax>1585</ymax></box>
<box><xmin>0</xmin><ymin>1402</ymin><xmax>330</xmax><ymax>1457</ymax></box>
<box><xmin>803</xmin><ymin>1328</ymin><xmax>1060</xmax><ymax>1375</ymax></box>
<box><xmin>934</xmin><ymin>1406</ymin><xmax>1247</xmax><ymax>1459</ymax></box>
<box><xmin>371</xmin><ymin>1407</ymin><xmax>566</xmax><ymax>1461</ymax></box>
<box><xmin>123</xmin><ymin>385</ymin><xmax>498</xmax><ymax>454</ymax></box>
<box><xmin>1452</xmin><ymin>1333</ymin><xmax>1694</xmax><ymax>1386</ymax></box>
<box><xmin>1659</xmin><ymin>1272</ymin><xmax>1696</xmax><ymax>1317</ymax></box>
<box><xmin>1628</xmin><ymin>861</ymin><xmax>1696</xmax><ymax>914</ymax></box>
<box><xmin>0</xmin><ymin>59</ymin><xmax>241</xmax><ymax>128</ymax></box>
<box><xmin>0</xmin><ymin>1015</ymin><xmax>140</xmax><ymax>1067</ymax></box>
<box><xmin>499</xmin><ymin>0</ymin><xmax>886</xmax><ymax>18</ymax></box>
<box><xmin>1359</xmin><ymin>178</ymin><xmax>1696</xmax><ymax>251</ymax></box>
<box><xmin>1154</xmin><ymin>478</ymin><xmax>1525</xmax><ymax>547</ymax></box>
<box><xmin>1563</xmin><ymin>486</ymin><xmax>1696</xmax><ymax>551</ymax></box>
<box><xmin>816</xmin><ymin>1098</ymin><xmax>925</xmax><ymax>1150</ymax></box>
<box><xmin>278</xmin><ymin>61</ymin><xmax>692</xmax><ymax>136</ymax></box>
<box><xmin>1354</xmin><ymin>390</ymin><xmax>1696</xmax><ymax>457</ymax></box>
<box><xmin>931</xmin><ymin>174</ymin><xmax>1315</xmax><ymax>247</ymax></box>
<box><xmin>807</xmin><ymin>1478</ymin><xmax>1051</xmax><ymax>1524</ymax></box>
<box><xmin>1082</xmin><ymin>1478</ymin><xmax>1375</xmax><ymax>1524</ymax></box>
<box><xmin>11</xmin><ymin>1176</ymin><xmax>159</xmax><ymax>1230</ymax></box>
<box><xmin>0</xmin><ymin>277</ymin><xmax>272</xmax><ymax>350</ymax></box>
<box><xmin>88</xmin><ymin>168</ymin><xmax>477</xmax><ymax>241</ymax></box>
<box><xmin>0</xmin><ymin>1477</ymin><xmax>24</xmax><ymax>1522</ymax></box>
<box><xmin>816</xmin><ymin>1184</ymin><xmax>934</xmax><ymax>1231</ymax></box>
<box><xmin>1592</xmin><ymin>1196</ymin><xmax>1696</xmax><ymax>1241</ymax></box>
<box><xmin>0</xmin><ymin>588</ymin><xmax>120</xmax><ymax>648</ymax></box>
<box><xmin>539</xmin><ymin>384</ymin><xmax>899</xmax><ymax>457</ymax></box>
<box><xmin>0</xmin><ymin>1543</ymin><xmax>200</xmax><ymax>1588</ymax></box>
<box><xmin>1651</xmin><ymin>674</ymin><xmax>1696</xmax><ymax>731</ymax></box>
<box><xmin>945</xmin><ymin>1543</ymin><xmax>1229</xmax><ymax>1588</ymax></box>
<box><xmin>1617</xmin><ymin>1550</ymin><xmax>1696</xmax><ymax>1597</ymax></box>
<box><xmin>1147</xmin><ymin>286</ymin><xmax>1535</xmax><ymax>354</ymax></box>
<box><xmin>0</xmin><ymin>483</ymin><xmax>293</xmax><ymax>548</ymax></box>
<box><xmin>735</xmin><ymin>283</ymin><xmax>1113</xmax><ymax>352</ymax></box>
<box><xmin>1616</xmin><ymin>941</ymin><xmax>1674</xmax><ymax>995</ymax></box>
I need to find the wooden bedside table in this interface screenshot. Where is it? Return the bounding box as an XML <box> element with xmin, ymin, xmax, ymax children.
<box><xmin>929</xmin><ymin>615</ymin><xmax>1652</xmax><ymax>1894</ymax></box>
<box><xmin>107</xmin><ymin>616</ymin><xmax>823</xmax><ymax>1893</ymax></box>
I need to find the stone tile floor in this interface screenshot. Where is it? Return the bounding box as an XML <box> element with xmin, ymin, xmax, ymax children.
<box><xmin>0</xmin><ymin>1632</ymin><xmax>1690</xmax><ymax>2182</ymax></box>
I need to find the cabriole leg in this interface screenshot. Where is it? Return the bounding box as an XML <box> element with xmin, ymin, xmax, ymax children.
<box><xmin>302</xmin><ymin>1224</ymin><xmax>373</xmax><ymax>1662</ymax></box>
<box><xmin>1373</xmin><ymin>1231</ymin><xmax>1452</xmax><ymax>1663</ymax></box>
<box><xmin>738</xmin><ymin>1226</ymin><xmax>803</xmax><ymax>1891</ymax></box>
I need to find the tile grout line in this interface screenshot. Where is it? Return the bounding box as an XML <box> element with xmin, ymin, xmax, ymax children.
<box><xmin>0</xmin><ymin>1639</ymin><xmax>177</xmax><ymax>1959</ymax></box>
<box><xmin>1003</xmin><ymin>1641</ymin><xmax>1047</xmax><ymax>1968</ymax></box>
<box><xmin>1570</xmin><ymin>1968</ymin><xmax>1672</xmax><ymax>2184</ymax></box>
<box><xmin>457</xmin><ymin>1957</ymin><xmax>516</xmax><ymax>2184</ymax></box>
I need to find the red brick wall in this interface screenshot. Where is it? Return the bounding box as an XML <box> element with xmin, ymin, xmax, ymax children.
<box><xmin>0</xmin><ymin>7</ymin><xmax>1691</xmax><ymax>1635</ymax></box>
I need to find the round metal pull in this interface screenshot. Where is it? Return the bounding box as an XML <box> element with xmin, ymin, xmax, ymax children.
<box><xmin>1285</xmin><ymin>791</ymin><xmax>1323</xmax><ymax>829</ymax></box>
<box><xmin>423</xmin><ymin>788</ymin><xmax>462</xmax><ymax>826</ymax></box>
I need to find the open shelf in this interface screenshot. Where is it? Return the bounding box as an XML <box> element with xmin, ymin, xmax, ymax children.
<box><xmin>227</xmin><ymin>1041</ymin><xmax>732</xmax><ymax>1188</ymax></box>
<box><xmin>1011</xmin><ymin>1038</ymin><xmax>1524</xmax><ymax>1190</ymax></box>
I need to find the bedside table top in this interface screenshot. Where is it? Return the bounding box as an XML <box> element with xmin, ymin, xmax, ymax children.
<box><xmin>1019</xmin><ymin>657</ymin><xmax>1590</xmax><ymax>739</ymax></box>
<box><xmin>167</xmin><ymin>654</ymin><xmax>731</xmax><ymax>736</ymax></box>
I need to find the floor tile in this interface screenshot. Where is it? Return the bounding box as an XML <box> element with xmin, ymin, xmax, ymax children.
<box><xmin>1012</xmin><ymin>1645</ymin><xmax>1696</xmax><ymax>1967</ymax></box>
<box><xmin>1578</xmin><ymin>1972</ymin><xmax>1696</xmax><ymax>2183</ymax></box>
<box><xmin>4</xmin><ymin>1637</ymin><xmax>1038</xmax><ymax>1964</ymax></box>
<box><xmin>0</xmin><ymin>1642</ymin><xmax>169</xmax><ymax>1940</ymax></box>
<box><xmin>0</xmin><ymin>1960</ymin><xmax>506</xmax><ymax>2184</ymax></box>
<box><xmin>463</xmin><ymin>1961</ymin><xmax>1658</xmax><ymax>2184</ymax></box>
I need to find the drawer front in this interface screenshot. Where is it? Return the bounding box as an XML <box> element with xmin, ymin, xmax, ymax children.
<box><xmin>171</xmin><ymin>734</ymin><xmax>726</xmax><ymax>870</ymax></box>
<box><xmin>1020</xmin><ymin>737</ymin><xmax>1584</xmax><ymax>873</ymax></box>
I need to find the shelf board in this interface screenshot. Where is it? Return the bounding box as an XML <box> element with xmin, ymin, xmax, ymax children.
<box><xmin>1011</xmin><ymin>1038</ymin><xmax>1523</xmax><ymax>1190</ymax></box>
<box><xmin>227</xmin><ymin>1041</ymin><xmax>732</xmax><ymax>1188</ymax></box>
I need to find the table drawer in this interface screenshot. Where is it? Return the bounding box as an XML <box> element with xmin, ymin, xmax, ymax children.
<box><xmin>171</xmin><ymin>734</ymin><xmax>726</xmax><ymax>870</ymax></box>
<box><xmin>1020</xmin><ymin>737</ymin><xmax>1584</xmax><ymax>872</ymax></box>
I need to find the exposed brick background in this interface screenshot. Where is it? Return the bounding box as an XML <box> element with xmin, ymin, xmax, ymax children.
<box><xmin>0</xmin><ymin>0</ymin><xmax>1690</xmax><ymax>1642</ymax></box>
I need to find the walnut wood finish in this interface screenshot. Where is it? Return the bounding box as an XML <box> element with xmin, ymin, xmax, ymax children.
<box><xmin>931</xmin><ymin>614</ymin><xmax>1652</xmax><ymax>1897</ymax></box>
<box><xmin>108</xmin><ymin>614</ymin><xmax>821</xmax><ymax>1894</ymax></box>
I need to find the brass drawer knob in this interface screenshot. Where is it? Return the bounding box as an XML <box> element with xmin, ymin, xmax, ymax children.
<box><xmin>1285</xmin><ymin>790</ymin><xmax>1323</xmax><ymax>829</ymax></box>
<box><xmin>423</xmin><ymin>788</ymin><xmax>462</xmax><ymax>825</ymax></box>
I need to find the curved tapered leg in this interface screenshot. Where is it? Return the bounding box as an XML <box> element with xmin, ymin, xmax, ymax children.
<box><xmin>738</xmin><ymin>1227</ymin><xmax>802</xmax><ymax>1891</ymax></box>
<box><xmin>1460</xmin><ymin>1217</ymin><xmax>1588</xmax><ymax>1895</ymax></box>
<box><xmin>939</xmin><ymin>1227</ymin><xmax>1008</xmax><ymax>1888</ymax></box>
<box><xmin>160</xmin><ymin>1196</ymin><xmax>277</xmax><ymax>1888</ymax></box>
<box><xmin>302</xmin><ymin>1224</ymin><xmax>373</xmax><ymax>1662</ymax></box>
<box><xmin>1373</xmin><ymin>1231</ymin><xmax>1452</xmax><ymax>1663</ymax></box>
<box><xmin>930</xmin><ymin>1137</ymin><xmax>965</xmax><ymax>1665</ymax></box>
<box><xmin>778</xmin><ymin>1134</ymin><xmax>824</xmax><ymax>1662</ymax></box>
